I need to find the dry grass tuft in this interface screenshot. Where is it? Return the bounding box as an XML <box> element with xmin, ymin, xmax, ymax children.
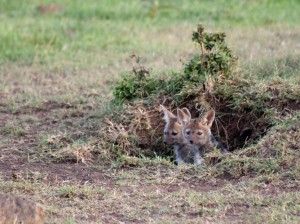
<box><xmin>52</xmin><ymin>145</ymin><xmax>94</xmax><ymax>165</ymax></box>
<box><xmin>97</xmin><ymin>103</ymin><xmax>165</xmax><ymax>159</ymax></box>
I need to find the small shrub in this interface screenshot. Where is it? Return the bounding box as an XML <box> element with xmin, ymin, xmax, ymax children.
<box><xmin>113</xmin><ymin>54</ymin><xmax>167</xmax><ymax>102</ymax></box>
<box><xmin>113</xmin><ymin>24</ymin><xmax>237</xmax><ymax>104</ymax></box>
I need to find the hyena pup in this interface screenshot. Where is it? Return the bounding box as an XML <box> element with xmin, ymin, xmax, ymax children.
<box><xmin>182</xmin><ymin>109</ymin><xmax>229</xmax><ymax>156</ymax></box>
<box><xmin>160</xmin><ymin>105</ymin><xmax>202</xmax><ymax>165</ymax></box>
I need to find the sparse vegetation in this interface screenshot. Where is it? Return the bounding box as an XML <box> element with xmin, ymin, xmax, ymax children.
<box><xmin>0</xmin><ymin>1</ymin><xmax>300</xmax><ymax>223</ymax></box>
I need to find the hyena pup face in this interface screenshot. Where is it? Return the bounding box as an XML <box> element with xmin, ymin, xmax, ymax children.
<box><xmin>161</xmin><ymin>105</ymin><xmax>194</xmax><ymax>165</ymax></box>
<box><xmin>183</xmin><ymin>109</ymin><xmax>215</xmax><ymax>148</ymax></box>
<box><xmin>160</xmin><ymin>105</ymin><xmax>191</xmax><ymax>146</ymax></box>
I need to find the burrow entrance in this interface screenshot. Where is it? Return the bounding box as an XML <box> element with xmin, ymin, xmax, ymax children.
<box><xmin>125</xmin><ymin>97</ymin><xmax>299</xmax><ymax>159</ymax></box>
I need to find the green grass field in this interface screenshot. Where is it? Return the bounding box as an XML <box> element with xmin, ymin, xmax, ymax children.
<box><xmin>0</xmin><ymin>0</ymin><xmax>300</xmax><ymax>223</ymax></box>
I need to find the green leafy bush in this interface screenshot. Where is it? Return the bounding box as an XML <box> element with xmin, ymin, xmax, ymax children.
<box><xmin>113</xmin><ymin>24</ymin><xmax>237</xmax><ymax>103</ymax></box>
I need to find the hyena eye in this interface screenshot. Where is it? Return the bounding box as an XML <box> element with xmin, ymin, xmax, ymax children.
<box><xmin>185</xmin><ymin>130</ymin><xmax>190</xmax><ymax>135</ymax></box>
<box><xmin>197</xmin><ymin>131</ymin><xmax>203</xmax><ymax>136</ymax></box>
<box><xmin>171</xmin><ymin>132</ymin><xmax>177</xmax><ymax>136</ymax></box>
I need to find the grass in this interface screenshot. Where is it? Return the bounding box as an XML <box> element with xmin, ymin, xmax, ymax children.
<box><xmin>0</xmin><ymin>0</ymin><xmax>300</xmax><ymax>223</ymax></box>
<box><xmin>1</xmin><ymin>0</ymin><xmax>300</xmax><ymax>67</ymax></box>
<box><xmin>0</xmin><ymin>165</ymin><xmax>299</xmax><ymax>223</ymax></box>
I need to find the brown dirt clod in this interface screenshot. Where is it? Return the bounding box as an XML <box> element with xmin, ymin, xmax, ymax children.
<box><xmin>0</xmin><ymin>193</ymin><xmax>45</xmax><ymax>224</ymax></box>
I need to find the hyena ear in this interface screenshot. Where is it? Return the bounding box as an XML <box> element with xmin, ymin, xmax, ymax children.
<box><xmin>160</xmin><ymin>105</ymin><xmax>176</xmax><ymax>123</ymax></box>
<box><xmin>177</xmin><ymin>108</ymin><xmax>191</xmax><ymax>125</ymax></box>
<box><xmin>202</xmin><ymin>109</ymin><xmax>215</xmax><ymax>128</ymax></box>
<box><xmin>182</xmin><ymin>107</ymin><xmax>191</xmax><ymax>120</ymax></box>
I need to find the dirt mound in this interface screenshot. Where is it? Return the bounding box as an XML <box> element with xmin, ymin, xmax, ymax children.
<box><xmin>97</xmin><ymin>24</ymin><xmax>300</xmax><ymax>165</ymax></box>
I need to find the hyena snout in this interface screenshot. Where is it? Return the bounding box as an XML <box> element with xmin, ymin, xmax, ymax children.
<box><xmin>163</xmin><ymin>137</ymin><xmax>175</xmax><ymax>145</ymax></box>
<box><xmin>189</xmin><ymin>140</ymin><xmax>194</xmax><ymax>144</ymax></box>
